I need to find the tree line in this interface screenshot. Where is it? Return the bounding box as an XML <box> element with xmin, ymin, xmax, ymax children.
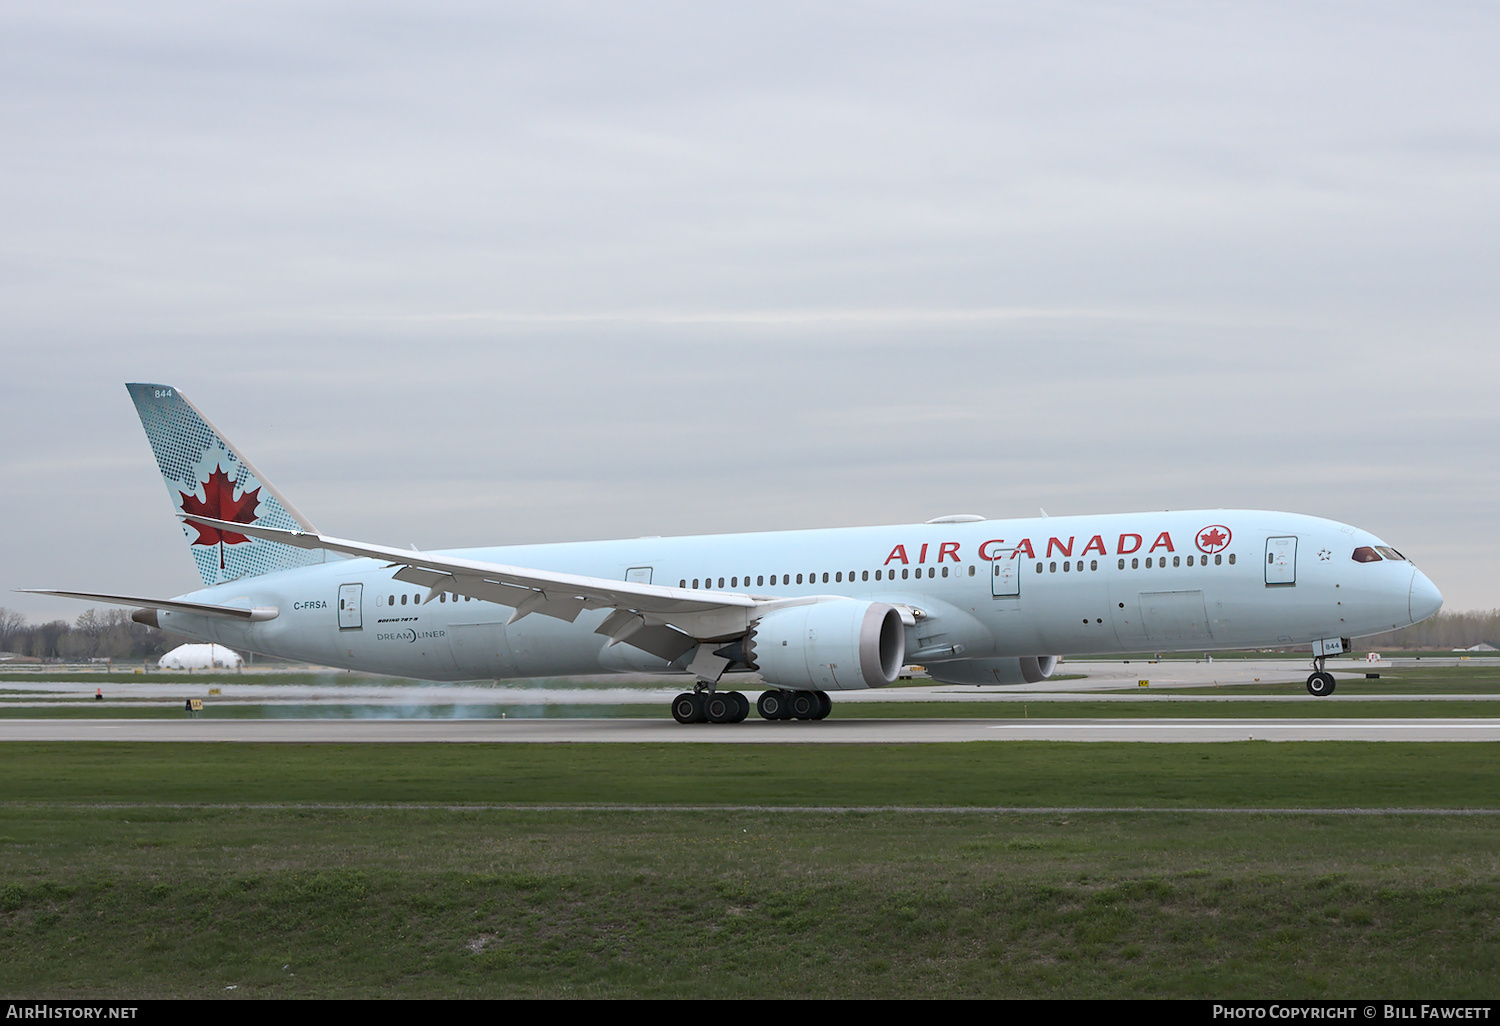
<box><xmin>0</xmin><ymin>607</ymin><xmax>193</xmax><ymax>663</ymax></box>
<box><xmin>1356</xmin><ymin>609</ymin><xmax>1500</xmax><ymax>651</ymax></box>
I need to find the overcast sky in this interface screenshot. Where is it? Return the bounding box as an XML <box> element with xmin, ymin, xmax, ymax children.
<box><xmin>2</xmin><ymin>2</ymin><xmax>1497</xmax><ymax>621</ymax></box>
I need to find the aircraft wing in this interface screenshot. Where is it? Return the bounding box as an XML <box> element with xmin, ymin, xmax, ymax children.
<box><xmin>180</xmin><ymin>515</ymin><xmax>803</xmax><ymax>660</ymax></box>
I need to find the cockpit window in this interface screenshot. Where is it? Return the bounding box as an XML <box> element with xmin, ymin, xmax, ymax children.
<box><xmin>1375</xmin><ymin>546</ymin><xmax>1407</xmax><ymax>561</ymax></box>
<box><xmin>1351</xmin><ymin>546</ymin><xmax>1382</xmax><ymax>563</ymax></box>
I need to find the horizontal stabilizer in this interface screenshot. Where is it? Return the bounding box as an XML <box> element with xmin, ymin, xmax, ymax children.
<box><xmin>19</xmin><ymin>589</ymin><xmax>279</xmax><ymax>622</ymax></box>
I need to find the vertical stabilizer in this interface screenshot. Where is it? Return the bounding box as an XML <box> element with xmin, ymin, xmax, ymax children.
<box><xmin>126</xmin><ymin>383</ymin><xmax>324</xmax><ymax>587</ymax></box>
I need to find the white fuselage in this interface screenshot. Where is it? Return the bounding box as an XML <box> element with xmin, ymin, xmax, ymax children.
<box><xmin>155</xmin><ymin>510</ymin><xmax>1440</xmax><ymax>685</ymax></box>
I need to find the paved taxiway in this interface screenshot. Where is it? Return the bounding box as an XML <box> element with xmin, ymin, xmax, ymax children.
<box><xmin>3</xmin><ymin>657</ymin><xmax>1494</xmax><ymax>742</ymax></box>
<box><xmin>2</xmin><ymin>718</ymin><xmax>1498</xmax><ymax>743</ymax></box>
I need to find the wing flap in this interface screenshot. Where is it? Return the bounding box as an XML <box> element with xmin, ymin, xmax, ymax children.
<box><xmin>180</xmin><ymin>514</ymin><xmax>766</xmax><ymax>641</ymax></box>
<box><xmin>178</xmin><ymin>514</ymin><xmax>837</xmax><ymax>648</ymax></box>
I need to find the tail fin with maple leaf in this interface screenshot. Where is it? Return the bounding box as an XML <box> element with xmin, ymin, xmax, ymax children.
<box><xmin>126</xmin><ymin>383</ymin><xmax>326</xmax><ymax>588</ymax></box>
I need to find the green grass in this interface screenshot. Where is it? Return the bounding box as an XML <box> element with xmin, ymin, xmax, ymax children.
<box><xmin>1</xmin><ymin>802</ymin><xmax>1495</xmax><ymax>998</ymax></box>
<box><xmin>2</xmin><ymin>740</ymin><xmax>1497</xmax><ymax>808</ymax></box>
<box><xmin>3</xmin><ymin>663</ymin><xmax>1498</xmax><ymax>998</ymax></box>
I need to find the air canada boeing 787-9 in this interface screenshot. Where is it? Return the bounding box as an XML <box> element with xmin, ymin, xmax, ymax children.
<box><xmin>27</xmin><ymin>384</ymin><xmax>1444</xmax><ymax>723</ymax></box>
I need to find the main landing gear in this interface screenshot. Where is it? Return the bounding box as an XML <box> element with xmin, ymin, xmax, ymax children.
<box><xmin>1306</xmin><ymin>655</ymin><xmax>1336</xmax><ymax>697</ymax></box>
<box><xmin>670</xmin><ymin>688</ymin><xmax>831</xmax><ymax>724</ymax></box>
<box><xmin>756</xmin><ymin>688</ymin><xmax>832</xmax><ymax>721</ymax></box>
<box><xmin>671</xmin><ymin>689</ymin><xmax>749</xmax><ymax>724</ymax></box>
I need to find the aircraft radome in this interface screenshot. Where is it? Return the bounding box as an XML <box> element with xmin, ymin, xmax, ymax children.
<box><xmin>27</xmin><ymin>384</ymin><xmax>1444</xmax><ymax>723</ymax></box>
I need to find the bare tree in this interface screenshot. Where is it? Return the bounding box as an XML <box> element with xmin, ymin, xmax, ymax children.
<box><xmin>0</xmin><ymin>608</ymin><xmax>26</xmax><ymax>654</ymax></box>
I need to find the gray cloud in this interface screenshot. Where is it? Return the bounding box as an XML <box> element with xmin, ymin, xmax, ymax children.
<box><xmin>2</xmin><ymin>2</ymin><xmax>1496</xmax><ymax>619</ymax></box>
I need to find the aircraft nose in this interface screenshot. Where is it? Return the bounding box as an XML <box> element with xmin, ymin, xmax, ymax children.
<box><xmin>1409</xmin><ymin>569</ymin><xmax>1443</xmax><ymax>625</ymax></box>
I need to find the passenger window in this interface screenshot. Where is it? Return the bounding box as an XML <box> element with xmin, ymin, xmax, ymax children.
<box><xmin>1215</xmin><ymin>554</ymin><xmax>1222</xmax><ymax>565</ymax></box>
<box><xmin>1173</xmin><ymin>556</ymin><xmax>1180</xmax><ymax>567</ymax></box>
<box><xmin>864</xmin><ymin>571</ymin><xmax>870</xmax><ymax>581</ymax></box>
<box><xmin>796</xmin><ymin>574</ymin><xmax>803</xmax><ymax>585</ymax></box>
<box><xmin>1090</xmin><ymin>560</ymin><xmax>1098</xmax><ymax>571</ymax></box>
<box><xmin>902</xmin><ymin>569</ymin><xmax>910</xmax><ymax>579</ymax></box>
<box><xmin>1036</xmin><ymin>562</ymin><xmax>1043</xmax><ymax>573</ymax></box>
<box><xmin>1228</xmin><ymin>554</ymin><xmax>1236</xmax><ymax>564</ymax></box>
<box><xmin>1131</xmin><ymin>558</ymin><xmax>1139</xmax><ymax>569</ymax></box>
<box><xmin>757</xmin><ymin>575</ymin><xmax>764</xmax><ymax>586</ymax></box>
<box><xmin>823</xmin><ymin>573</ymin><xmax>830</xmax><ymax>583</ymax></box>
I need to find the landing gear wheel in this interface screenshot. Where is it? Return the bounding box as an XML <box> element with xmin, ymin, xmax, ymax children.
<box><xmin>790</xmin><ymin>690</ymin><xmax>818</xmax><ymax>720</ymax></box>
<box><xmin>813</xmin><ymin>691</ymin><xmax>832</xmax><ymax>720</ymax></box>
<box><xmin>705</xmin><ymin>693</ymin><xmax>737</xmax><ymax>723</ymax></box>
<box><xmin>728</xmin><ymin>691</ymin><xmax>750</xmax><ymax>723</ymax></box>
<box><xmin>1306</xmin><ymin>671</ymin><xmax>1336</xmax><ymax>697</ymax></box>
<box><xmin>672</xmin><ymin>692</ymin><xmax>706</xmax><ymax>723</ymax></box>
<box><xmin>757</xmin><ymin>689</ymin><xmax>790</xmax><ymax>720</ymax></box>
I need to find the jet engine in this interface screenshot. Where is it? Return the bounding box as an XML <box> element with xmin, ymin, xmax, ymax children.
<box><xmin>741</xmin><ymin>599</ymin><xmax>906</xmax><ymax>691</ymax></box>
<box><xmin>925</xmin><ymin>656</ymin><xmax>1059</xmax><ymax>686</ymax></box>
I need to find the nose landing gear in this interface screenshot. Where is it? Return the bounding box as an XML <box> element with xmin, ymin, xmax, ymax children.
<box><xmin>1306</xmin><ymin>655</ymin><xmax>1337</xmax><ymax>697</ymax></box>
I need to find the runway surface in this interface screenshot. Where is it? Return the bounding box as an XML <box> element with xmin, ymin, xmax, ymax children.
<box><xmin>4</xmin><ymin>657</ymin><xmax>1495</xmax><ymax>708</ymax></box>
<box><xmin>2</xmin><ymin>717</ymin><xmax>1498</xmax><ymax>742</ymax></box>
<box><xmin>3</xmin><ymin>657</ymin><xmax>1496</xmax><ymax>742</ymax></box>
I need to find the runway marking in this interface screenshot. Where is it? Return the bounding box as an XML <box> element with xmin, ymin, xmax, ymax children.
<box><xmin>2</xmin><ymin>802</ymin><xmax>1496</xmax><ymax>815</ymax></box>
<box><xmin>985</xmin><ymin>721</ymin><xmax>1500</xmax><ymax>729</ymax></box>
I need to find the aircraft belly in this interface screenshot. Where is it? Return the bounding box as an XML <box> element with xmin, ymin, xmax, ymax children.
<box><xmin>447</xmin><ymin>621</ymin><xmax>519</xmax><ymax>679</ymax></box>
<box><xmin>1138</xmin><ymin>591</ymin><xmax>1213</xmax><ymax>643</ymax></box>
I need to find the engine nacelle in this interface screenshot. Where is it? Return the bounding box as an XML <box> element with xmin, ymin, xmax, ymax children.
<box><xmin>745</xmin><ymin>600</ymin><xmax>906</xmax><ymax>691</ymax></box>
<box><xmin>925</xmin><ymin>656</ymin><xmax>1059</xmax><ymax>686</ymax></box>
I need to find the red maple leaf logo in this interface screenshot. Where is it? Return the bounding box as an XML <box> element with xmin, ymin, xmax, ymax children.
<box><xmin>180</xmin><ymin>466</ymin><xmax>261</xmax><ymax>568</ymax></box>
<box><xmin>1196</xmin><ymin>525</ymin><xmax>1231</xmax><ymax>553</ymax></box>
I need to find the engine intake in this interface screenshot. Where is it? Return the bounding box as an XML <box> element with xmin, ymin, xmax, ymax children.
<box><xmin>744</xmin><ymin>600</ymin><xmax>906</xmax><ymax>691</ymax></box>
